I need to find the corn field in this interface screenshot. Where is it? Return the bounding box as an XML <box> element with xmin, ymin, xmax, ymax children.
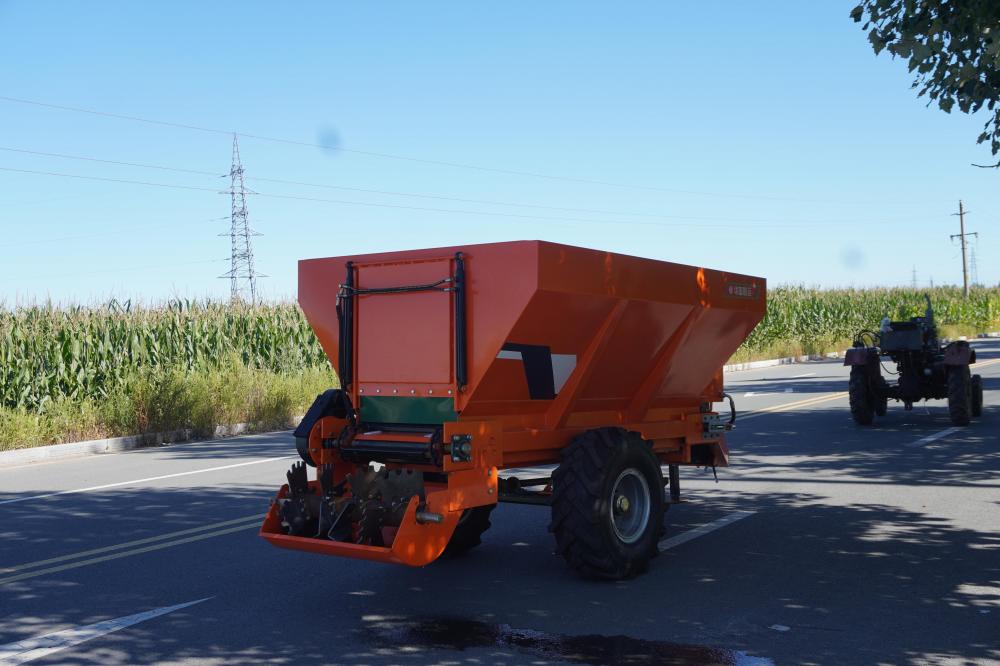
<box><xmin>742</xmin><ymin>286</ymin><xmax>1000</xmax><ymax>356</ymax></box>
<box><xmin>0</xmin><ymin>299</ymin><xmax>329</xmax><ymax>411</ymax></box>
<box><xmin>2</xmin><ymin>289</ymin><xmax>999</xmax><ymax>413</ymax></box>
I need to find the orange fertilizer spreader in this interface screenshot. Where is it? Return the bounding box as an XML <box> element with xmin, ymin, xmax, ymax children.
<box><xmin>261</xmin><ymin>241</ymin><xmax>765</xmax><ymax>578</ymax></box>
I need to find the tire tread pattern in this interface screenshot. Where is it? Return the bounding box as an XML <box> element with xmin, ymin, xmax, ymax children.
<box><xmin>443</xmin><ymin>505</ymin><xmax>495</xmax><ymax>556</ymax></box>
<box><xmin>949</xmin><ymin>367</ymin><xmax>972</xmax><ymax>426</ymax></box>
<box><xmin>849</xmin><ymin>367</ymin><xmax>875</xmax><ymax>425</ymax></box>
<box><xmin>549</xmin><ymin>427</ymin><xmax>663</xmax><ymax>580</ymax></box>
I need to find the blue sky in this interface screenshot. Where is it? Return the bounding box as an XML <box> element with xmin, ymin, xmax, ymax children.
<box><xmin>0</xmin><ymin>1</ymin><xmax>996</xmax><ymax>304</ymax></box>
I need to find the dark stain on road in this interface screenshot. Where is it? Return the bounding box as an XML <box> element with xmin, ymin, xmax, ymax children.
<box><xmin>364</xmin><ymin>616</ymin><xmax>773</xmax><ymax>665</ymax></box>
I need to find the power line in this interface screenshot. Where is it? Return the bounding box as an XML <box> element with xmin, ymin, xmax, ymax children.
<box><xmin>1</xmin><ymin>258</ymin><xmax>228</xmax><ymax>282</ymax></box>
<box><xmin>0</xmin><ymin>166</ymin><xmax>220</xmax><ymax>193</ymax></box>
<box><xmin>0</xmin><ymin>165</ymin><xmax>819</xmax><ymax>229</ymax></box>
<box><xmin>0</xmin><ymin>144</ymin><xmax>775</xmax><ymax>221</ymax></box>
<box><xmin>0</xmin><ymin>217</ymin><xmax>229</xmax><ymax>248</ymax></box>
<box><xmin>0</xmin><ymin>143</ymin><xmax>958</xmax><ymax>227</ymax></box>
<box><xmin>0</xmin><ymin>162</ymin><xmax>951</xmax><ymax>232</ymax></box>
<box><xmin>0</xmin><ymin>94</ymin><xmax>866</xmax><ymax>204</ymax></box>
<box><xmin>0</xmin><ymin>147</ymin><xmax>223</xmax><ymax>177</ymax></box>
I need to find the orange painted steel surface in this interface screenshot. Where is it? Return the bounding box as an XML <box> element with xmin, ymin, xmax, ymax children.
<box><xmin>262</xmin><ymin>240</ymin><xmax>766</xmax><ymax>565</ymax></box>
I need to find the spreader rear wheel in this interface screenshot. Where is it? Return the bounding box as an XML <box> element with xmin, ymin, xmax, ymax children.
<box><xmin>948</xmin><ymin>366</ymin><xmax>972</xmax><ymax>426</ymax></box>
<box><xmin>549</xmin><ymin>428</ymin><xmax>664</xmax><ymax>580</ymax></box>
<box><xmin>443</xmin><ymin>505</ymin><xmax>495</xmax><ymax>557</ymax></box>
<box><xmin>971</xmin><ymin>374</ymin><xmax>983</xmax><ymax>418</ymax></box>
<box><xmin>849</xmin><ymin>367</ymin><xmax>875</xmax><ymax>425</ymax></box>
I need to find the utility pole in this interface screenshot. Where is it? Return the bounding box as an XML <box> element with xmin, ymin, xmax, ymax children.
<box><xmin>220</xmin><ymin>134</ymin><xmax>264</xmax><ymax>302</ymax></box>
<box><xmin>950</xmin><ymin>200</ymin><xmax>978</xmax><ymax>297</ymax></box>
<box><xmin>911</xmin><ymin>265</ymin><xmax>918</xmax><ymax>289</ymax></box>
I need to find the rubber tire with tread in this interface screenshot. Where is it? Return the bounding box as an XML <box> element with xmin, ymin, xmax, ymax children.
<box><xmin>875</xmin><ymin>378</ymin><xmax>889</xmax><ymax>417</ymax></box>
<box><xmin>971</xmin><ymin>373</ymin><xmax>983</xmax><ymax>419</ymax></box>
<box><xmin>849</xmin><ymin>367</ymin><xmax>875</xmax><ymax>425</ymax></box>
<box><xmin>948</xmin><ymin>366</ymin><xmax>972</xmax><ymax>426</ymax></box>
<box><xmin>442</xmin><ymin>505</ymin><xmax>495</xmax><ymax>556</ymax></box>
<box><xmin>549</xmin><ymin>427</ymin><xmax>665</xmax><ymax>580</ymax></box>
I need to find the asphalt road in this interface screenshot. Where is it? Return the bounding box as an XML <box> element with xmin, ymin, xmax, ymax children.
<box><xmin>1</xmin><ymin>341</ymin><xmax>999</xmax><ymax>666</ymax></box>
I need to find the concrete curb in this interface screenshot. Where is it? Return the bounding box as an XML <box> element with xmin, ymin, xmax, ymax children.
<box><xmin>724</xmin><ymin>351</ymin><xmax>842</xmax><ymax>373</ymax></box>
<box><xmin>0</xmin><ymin>421</ymin><xmax>256</xmax><ymax>468</ymax></box>
<box><xmin>723</xmin><ymin>357</ymin><xmax>797</xmax><ymax>372</ymax></box>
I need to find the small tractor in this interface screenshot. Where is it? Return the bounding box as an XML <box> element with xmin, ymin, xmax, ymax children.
<box><xmin>260</xmin><ymin>241</ymin><xmax>765</xmax><ymax>579</ymax></box>
<box><xmin>845</xmin><ymin>296</ymin><xmax>983</xmax><ymax>426</ymax></box>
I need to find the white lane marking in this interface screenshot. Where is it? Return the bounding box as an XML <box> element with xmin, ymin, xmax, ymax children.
<box><xmin>658</xmin><ymin>510</ymin><xmax>755</xmax><ymax>551</ymax></box>
<box><xmin>790</xmin><ymin>372</ymin><xmax>816</xmax><ymax>379</ymax></box>
<box><xmin>904</xmin><ymin>427</ymin><xmax>962</xmax><ymax>448</ymax></box>
<box><xmin>0</xmin><ymin>456</ymin><xmax>294</xmax><ymax>506</ymax></box>
<box><xmin>0</xmin><ymin>598</ymin><xmax>211</xmax><ymax>664</ymax></box>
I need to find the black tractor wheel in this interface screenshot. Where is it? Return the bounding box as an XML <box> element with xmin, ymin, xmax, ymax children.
<box><xmin>442</xmin><ymin>505</ymin><xmax>495</xmax><ymax>556</ymax></box>
<box><xmin>849</xmin><ymin>367</ymin><xmax>875</xmax><ymax>425</ymax></box>
<box><xmin>971</xmin><ymin>374</ymin><xmax>983</xmax><ymax>418</ymax></box>
<box><xmin>948</xmin><ymin>366</ymin><xmax>972</xmax><ymax>426</ymax></box>
<box><xmin>875</xmin><ymin>377</ymin><xmax>889</xmax><ymax>417</ymax></box>
<box><xmin>549</xmin><ymin>427</ymin><xmax>664</xmax><ymax>580</ymax></box>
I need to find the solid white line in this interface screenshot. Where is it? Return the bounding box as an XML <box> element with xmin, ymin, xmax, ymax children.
<box><xmin>0</xmin><ymin>598</ymin><xmax>211</xmax><ymax>664</ymax></box>
<box><xmin>0</xmin><ymin>456</ymin><xmax>294</xmax><ymax>506</ymax></box>
<box><xmin>791</xmin><ymin>372</ymin><xmax>816</xmax><ymax>378</ymax></box>
<box><xmin>658</xmin><ymin>510</ymin><xmax>755</xmax><ymax>551</ymax></box>
<box><xmin>903</xmin><ymin>427</ymin><xmax>962</xmax><ymax>448</ymax></box>
<box><xmin>0</xmin><ymin>514</ymin><xmax>263</xmax><ymax>575</ymax></box>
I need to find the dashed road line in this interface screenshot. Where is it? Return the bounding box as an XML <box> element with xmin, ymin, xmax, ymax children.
<box><xmin>904</xmin><ymin>427</ymin><xmax>962</xmax><ymax>448</ymax></box>
<box><xmin>0</xmin><ymin>456</ymin><xmax>294</xmax><ymax>506</ymax></box>
<box><xmin>658</xmin><ymin>510</ymin><xmax>755</xmax><ymax>551</ymax></box>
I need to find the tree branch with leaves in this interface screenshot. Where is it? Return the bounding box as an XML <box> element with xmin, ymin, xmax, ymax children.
<box><xmin>851</xmin><ymin>0</ymin><xmax>1000</xmax><ymax>164</ymax></box>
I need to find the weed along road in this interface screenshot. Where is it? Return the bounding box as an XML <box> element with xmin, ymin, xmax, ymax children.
<box><xmin>0</xmin><ymin>340</ymin><xmax>997</xmax><ymax>665</ymax></box>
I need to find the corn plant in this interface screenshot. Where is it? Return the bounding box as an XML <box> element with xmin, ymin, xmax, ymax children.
<box><xmin>0</xmin><ymin>299</ymin><xmax>329</xmax><ymax>411</ymax></box>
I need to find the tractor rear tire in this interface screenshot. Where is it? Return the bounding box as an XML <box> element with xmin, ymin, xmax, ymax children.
<box><xmin>849</xmin><ymin>367</ymin><xmax>875</xmax><ymax>425</ymax></box>
<box><xmin>442</xmin><ymin>505</ymin><xmax>495</xmax><ymax>557</ymax></box>
<box><xmin>875</xmin><ymin>378</ymin><xmax>889</xmax><ymax>417</ymax></box>
<box><xmin>549</xmin><ymin>427</ymin><xmax>664</xmax><ymax>580</ymax></box>
<box><xmin>971</xmin><ymin>374</ymin><xmax>983</xmax><ymax>418</ymax></box>
<box><xmin>948</xmin><ymin>366</ymin><xmax>972</xmax><ymax>426</ymax></box>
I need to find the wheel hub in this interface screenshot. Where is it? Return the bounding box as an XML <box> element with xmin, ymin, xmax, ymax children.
<box><xmin>609</xmin><ymin>468</ymin><xmax>651</xmax><ymax>544</ymax></box>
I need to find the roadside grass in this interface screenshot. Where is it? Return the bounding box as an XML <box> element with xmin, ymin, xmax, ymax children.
<box><xmin>0</xmin><ymin>364</ymin><xmax>337</xmax><ymax>452</ymax></box>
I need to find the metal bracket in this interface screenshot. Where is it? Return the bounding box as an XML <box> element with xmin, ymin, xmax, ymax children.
<box><xmin>449</xmin><ymin>434</ymin><xmax>473</xmax><ymax>463</ymax></box>
<box><xmin>701</xmin><ymin>413</ymin><xmax>729</xmax><ymax>439</ymax></box>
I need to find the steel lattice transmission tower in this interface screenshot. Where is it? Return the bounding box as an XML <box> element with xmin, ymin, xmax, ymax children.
<box><xmin>220</xmin><ymin>134</ymin><xmax>265</xmax><ymax>302</ymax></box>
